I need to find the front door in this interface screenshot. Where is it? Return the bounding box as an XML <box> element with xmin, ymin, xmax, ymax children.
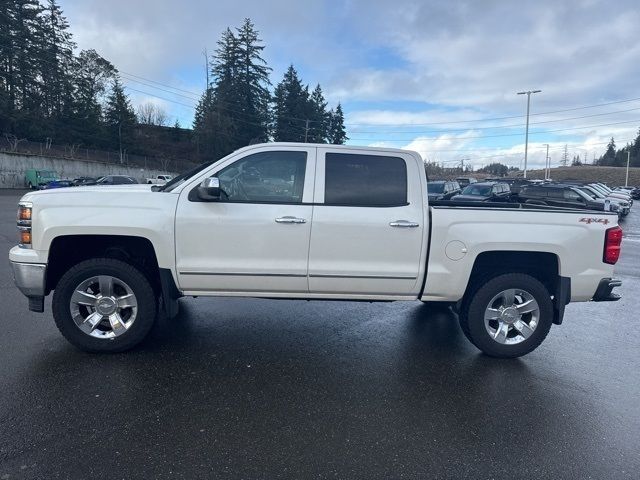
<box><xmin>307</xmin><ymin>148</ymin><xmax>427</xmax><ymax>297</ymax></box>
<box><xmin>175</xmin><ymin>146</ymin><xmax>316</xmax><ymax>294</ymax></box>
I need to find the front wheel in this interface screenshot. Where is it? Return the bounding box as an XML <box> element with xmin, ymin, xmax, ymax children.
<box><xmin>459</xmin><ymin>273</ymin><xmax>553</xmax><ymax>358</ymax></box>
<box><xmin>52</xmin><ymin>258</ymin><xmax>157</xmax><ymax>352</ymax></box>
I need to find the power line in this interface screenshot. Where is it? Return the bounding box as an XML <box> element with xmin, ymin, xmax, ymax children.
<box><xmin>348</xmin><ymin>119</ymin><xmax>640</xmax><ymax>142</ymax></box>
<box><xmin>348</xmin><ymin>106</ymin><xmax>640</xmax><ymax>135</ymax></box>
<box><xmin>345</xmin><ymin>96</ymin><xmax>640</xmax><ymax>127</ymax></box>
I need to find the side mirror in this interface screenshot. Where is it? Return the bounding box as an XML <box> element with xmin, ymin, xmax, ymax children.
<box><xmin>198</xmin><ymin>177</ymin><xmax>221</xmax><ymax>201</ymax></box>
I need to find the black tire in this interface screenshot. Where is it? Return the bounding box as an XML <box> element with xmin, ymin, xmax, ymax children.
<box><xmin>52</xmin><ymin>258</ymin><xmax>157</xmax><ymax>353</ymax></box>
<box><xmin>459</xmin><ymin>273</ymin><xmax>553</xmax><ymax>358</ymax></box>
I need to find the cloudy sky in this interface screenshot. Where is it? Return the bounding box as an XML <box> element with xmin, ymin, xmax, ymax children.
<box><xmin>62</xmin><ymin>0</ymin><xmax>640</xmax><ymax>170</ymax></box>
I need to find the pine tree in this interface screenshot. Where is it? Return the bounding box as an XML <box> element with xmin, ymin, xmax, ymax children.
<box><xmin>327</xmin><ymin>103</ymin><xmax>347</xmax><ymax>144</ymax></box>
<box><xmin>39</xmin><ymin>0</ymin><xmax>75</xmax><ymax>121</ymax></box>
<box><xmin>235</xmin><ymin>18</ymin><xmax>271</xmax><ymax>144</ymax></box>
<box><xmin>272</xmin><ymin>65</ymin><xmax>309</xmax><ymax>142</ymax></box>
<box><xmin>599</xmin><ymin>137</ymin><xmax>616</xmax><ymax>166</ymax></box>
<box><xmin>308</xmin><ymin>84</ymin><xmax>329</xmax><ymax>143</ymax></box>
<box><xmin>104</xmin><ymin>78</ymin><xmax>136</xmax><ymax>152</ymax></box>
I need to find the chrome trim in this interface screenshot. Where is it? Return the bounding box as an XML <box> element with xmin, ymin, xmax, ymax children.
<box><xmin>389</xmin><ymin>220</ymin><xmax>419</xmax><ymax>228</ymax></box>
<box><xmin>11</xmin><ymin>261</ymin><xmax>46</xmax><ymax>297</ymax></box>
<box><xmin>180</xmin><ymin>271</ymin><xmax>307</xmax><ymax>277</ymax></box>
<box><xmin>275</xmin><ymin>216</ymin><xmax>307</xmax><ymax>224</ymax></box>
<box><xmin>309</xmin><ymin>274</ymin><xmax>417</xmax><ymax>280</ymax></box>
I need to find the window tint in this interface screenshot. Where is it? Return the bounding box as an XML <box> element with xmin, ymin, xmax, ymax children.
<box><xmin>217</xmin><ymin>151</ymin><xmax>307</xmax><ymax>203</ymax></box>
<box><xmin>564</xmin><ymin>190</ymin><xmax>582</xmax><ymax>201</ymax></box>
<box><xmin>427</xmin><ymin>182</ymin><xmax>445</xmax><ymax>193</ymax></box>
<box><xmin>325</xmin><ymin>153</ymin><xmax>407</xmax><ymax>206</ymax></box>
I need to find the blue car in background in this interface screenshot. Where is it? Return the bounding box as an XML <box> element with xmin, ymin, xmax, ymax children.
<box><xmin>42</xmin><ymin>180</ymin><xmax>73</xmax><ymax>189</ymax></box>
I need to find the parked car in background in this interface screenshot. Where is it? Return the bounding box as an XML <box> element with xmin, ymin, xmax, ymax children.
<box><xmin>41</xmin><ymin>180</ymin><xmax>73</xmax><ymax>189</ymax></box>
<box><xmin>426</xmin><ymin>180</ymin><xmax>461</xmax><ymax>200</ymax></box>
<box><xmin>72</xmin><ymin>177</ymin><xmax>96</xmax><ymax>187</ymax></box>
<box><xmin>451</xmin><ymin>182</ymin><xmax>511</xmax><ymax>202</ymax></box>
<box><xmin>455</xmin><ymin>177</ymin><xmax>477</xmax><ymax>188</ymax></box>
<box><xmin>25</xmin><ymin>169</ymin><xmax>58</xmax><ymax>190</ymax></box>
<box><xmin>502</xmin><ymin>178</ymin><xmax>531</xmax><ymax>195</ymax></box>
<box><xmin>590</xmin><ymin>183</ymin><xmax>633</xmax><ymax>205</ymax></box>
<box><xmin>87</xmin><ymin>175</ymin><xmax>139</xmax><ymax>186</ymax></box>
<box><xmin>146</xmin><ymin>174</ymin><xmax>173</xmax><ymax>185</ymax></box>
<box><xmin>631</xmin><ymin>187</ymin><xmax>640</xmax><ymax>200</ymax></box>
<box><xmin>575</xmin><ymin>185</ymin><xmax>630</xmax><ymax>216</ymax></box>
<box><xmin>518</xmin><ymin>184</ymin><xmax>620</xmax><ymax>218</ymax></box>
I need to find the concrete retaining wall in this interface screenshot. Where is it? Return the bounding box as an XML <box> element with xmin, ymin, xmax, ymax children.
<box><xmin>0</xmin><ymin>152</ymin><xmax>176</xmax><ymax>189</ymax></box>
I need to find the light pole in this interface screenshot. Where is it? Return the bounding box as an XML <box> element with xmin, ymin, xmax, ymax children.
<box><xmin>517</xmin><ymin>89</ymin><xmax>541</xmax><ymax>178</ymax></box>
<box><xmin>543</xmin><ymin>143</ymin><xmax>550</xmax><ymax>180</ymax></box>
<box><xmin>625</xmin><ymin>150</ymin><xmax>630</xmax><ymax>187</ymax></box>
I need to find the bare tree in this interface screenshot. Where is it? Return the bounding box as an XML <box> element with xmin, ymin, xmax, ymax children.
<box><xmin>4</xmin><ymin>134</ymin><xmax>26</xmax><ymax>152</ymax></box>
<box><xmin>136</xmin><ymin>103</ymin><xmax>168</xmax><ymax>126</ymax></box>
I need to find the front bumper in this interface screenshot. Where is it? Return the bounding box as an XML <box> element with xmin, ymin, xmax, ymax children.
<box><xmin>592</xmin><ymin>278</ymin><xmax>622</xmax><ymax>302</ymax></box>
<box><xmin>10</xmin><ymin>261</ymin><xmax>46</xmax><ymax>312</ymax></box>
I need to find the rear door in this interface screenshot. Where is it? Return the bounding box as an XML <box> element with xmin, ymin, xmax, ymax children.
<box><xmin>308</xmin><ymin>148</ymin><xmax>427</xmax><ymax>297</ymax></box>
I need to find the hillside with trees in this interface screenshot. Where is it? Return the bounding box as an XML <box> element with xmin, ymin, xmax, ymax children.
<box><xmin>0</xmin><ymin>2</ymin><xmax>346</xmax><ymax>167</ymax></box>
<box><xmin>595</xmin><ymin>132</ymin><xmax>640</xmax><ymax>167</ymax></box>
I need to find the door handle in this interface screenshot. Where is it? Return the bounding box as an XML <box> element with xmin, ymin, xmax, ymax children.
<box><xmin>275</xmin><ymin>216</ymin><xmax>307</xmax><ymax>224</ymax></box>
<box><xmin>389</xmin><ymin>220</ymin><xmax>419</xmax><ymax>228</ymax></box>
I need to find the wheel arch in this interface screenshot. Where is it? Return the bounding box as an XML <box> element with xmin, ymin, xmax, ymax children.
<box><xmin>46</xmin><ymin>235</ymin><xmax>176</xmax><ymax>299</ymax></box>
<box><xmin>462</xmin><ymin>250</ymin><xmax>569</xmax><ymax>325</ymax></box>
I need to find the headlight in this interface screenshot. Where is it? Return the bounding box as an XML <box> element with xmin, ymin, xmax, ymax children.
<box><xmin>17</xmin><ymin>202</ymin><xmax>32</xmax><ymax>248</ymax></box>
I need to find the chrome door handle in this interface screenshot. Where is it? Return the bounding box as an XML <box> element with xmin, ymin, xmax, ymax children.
<box><xmin>275</xmin><ymin>216</ymin><xmax>307</xmax><ymax>224</ymax></box>
<box><xmin>389</xmin><ymin>220</ymin><xmax>419</xmax><ymax>228</ymax></box>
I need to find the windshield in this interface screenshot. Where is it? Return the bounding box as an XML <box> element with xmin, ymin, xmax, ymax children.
<box><xmin>583</xmin><ymin>187</ymin><xmax>604</xmax><ymax>198</ymax></box>
<box><xmin>427</xmin><ymin>183</ymin><xmax>445</xmax><ymax>193</ymax></box>
<box><xmin>161</xmin><ymin>161</ymin><xmax>216</xmax><ymax>192</ymax></box>
<box><xmin>462</xmin><ymin>185</ymin><xmax>491</xmax><ymax>196</ymax></box>
<box><xmin>578</xmin><ymin>188</ymin><xmax>596</xmax><ymax>199</ymax></box>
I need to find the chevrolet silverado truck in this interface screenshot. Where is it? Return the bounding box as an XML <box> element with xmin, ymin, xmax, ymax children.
<box><xmin>9</xmin><ymin>143</ymin><xmax>623</xmax><ymax>358</ymax></box>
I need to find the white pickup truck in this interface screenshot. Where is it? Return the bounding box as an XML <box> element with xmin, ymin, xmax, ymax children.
<box><xmin>146</xmin><ymin>174</ymin><xmax>173</xmax><ymax>185</ymax></box>
<box><xmin>9</xmin><ymin>143</ymin><xmax>623</xmax><ymax>358</ymax></box>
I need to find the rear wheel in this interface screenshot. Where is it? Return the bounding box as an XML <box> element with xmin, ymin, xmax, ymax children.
<box><xmin>52</xmin><ymin>258</ymin><xmax>157</xmax><ymax>352</ymax></box>
<box><xmin>459</xmin><ymin>273</ymin><xmax>553</xmax><ymax>358</ymax></box>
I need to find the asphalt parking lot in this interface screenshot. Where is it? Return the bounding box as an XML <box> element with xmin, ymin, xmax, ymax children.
<box><xmin>0</xmin><ymin>189</ymin><xmax>639</xmax><ymax>479</ymax></box>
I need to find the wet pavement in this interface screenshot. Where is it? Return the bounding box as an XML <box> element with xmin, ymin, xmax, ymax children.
<box><xmin>0</xmin><ymin>189</ymin><xmax>638</xmax><ymax>479</ymax></box>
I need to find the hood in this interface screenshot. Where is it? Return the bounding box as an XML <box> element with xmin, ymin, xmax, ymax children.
<box><xmin>21</xmin><ymin>184</ymin><xmax>153</xmax><ymax>200</ymax></box>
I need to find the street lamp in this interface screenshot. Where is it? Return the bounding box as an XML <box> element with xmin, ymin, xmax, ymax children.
<box><xmin>517</xmin><ymin>89</ymin><xmax>541</xmax><ymax>178</ymax></box>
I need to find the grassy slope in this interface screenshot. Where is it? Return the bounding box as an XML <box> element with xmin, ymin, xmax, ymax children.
<box><xmin>521</xmin><ymin>166</ymin><xmax>640</xmax><ymax>186</ymax></box>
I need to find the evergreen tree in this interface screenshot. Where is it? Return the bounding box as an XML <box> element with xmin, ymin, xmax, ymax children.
<box><xmin>272</xmin><ymin>65</ymin><xmax>309</xmax><ymax>142</ymax></box>
<box><xmin>308</xmin><ymin>84</ymin><xmax>329</xmax><ymax>143</ymax></box>
<box><xmin>598</xmin><ymin>137</ymin><xmax>616</xmax><ymax>166</ymax></box>
<box><xmin>235</xmin><ymin>18</ymin><xmax>271</xmax><ymax>144</ymax></box>
<box><xmin>327</xmin><ymin>103</ymin><xmax>347</xmax><ymax>144</ymax></box>
<box><xmin>39</xmin><ymin>0</ymin><xmax>74</xmax><ymax>121</ymax></box>
<box><xmin>104</xmin><ymin>78</ymin><xmax>136</xmax><ymax>151</ymax></box>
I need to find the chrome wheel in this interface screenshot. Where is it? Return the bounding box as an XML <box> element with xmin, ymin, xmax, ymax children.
<box><xmin>70</xmin><ymin>275</ymin><xmax>138</xmax><ymax>339</ymax></box>
<box><xmin>483</xmin><ymin>288</ymin><xmax>540</xmax><ymax>345</ymax></box>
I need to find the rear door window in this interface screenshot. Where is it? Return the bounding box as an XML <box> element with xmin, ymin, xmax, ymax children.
<box><xmin>324</xmin><ymin>153</ymin><xmax>407</xmax><ymax>207</ymax></box>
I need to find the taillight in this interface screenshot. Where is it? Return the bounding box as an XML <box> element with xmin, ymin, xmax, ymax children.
<box><xmin>603</xmin><ymin>226</ymin><xmax>623</xmax><ymax>264</ymax></box>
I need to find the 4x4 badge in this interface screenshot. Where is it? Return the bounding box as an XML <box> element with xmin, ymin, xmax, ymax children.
<box><xmin>579</xmin><ymin>217</ymin><xmax>610</xmax><ymax>225</ymax></box>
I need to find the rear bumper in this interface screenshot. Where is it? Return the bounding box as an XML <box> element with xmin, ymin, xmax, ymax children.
<box><xmin>592</xmin><ymin>278</ymin><xmax>622</xmax><ymax>302</ymax></box>
<box><xmin>10</xmin><ymin>261</ymin><xmax>46</xmax><ymax>312</ymax></box>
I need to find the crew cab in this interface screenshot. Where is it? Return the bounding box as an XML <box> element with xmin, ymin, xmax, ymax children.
<box><xmin>9</xmin><ymin>143</ymin><xmax>623</xmax><ymax>358</ymax></box>
<box><xmin>146</xmin><ymin>174</ymin><xmax>173</xmax><ymax>185</ymax></box>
